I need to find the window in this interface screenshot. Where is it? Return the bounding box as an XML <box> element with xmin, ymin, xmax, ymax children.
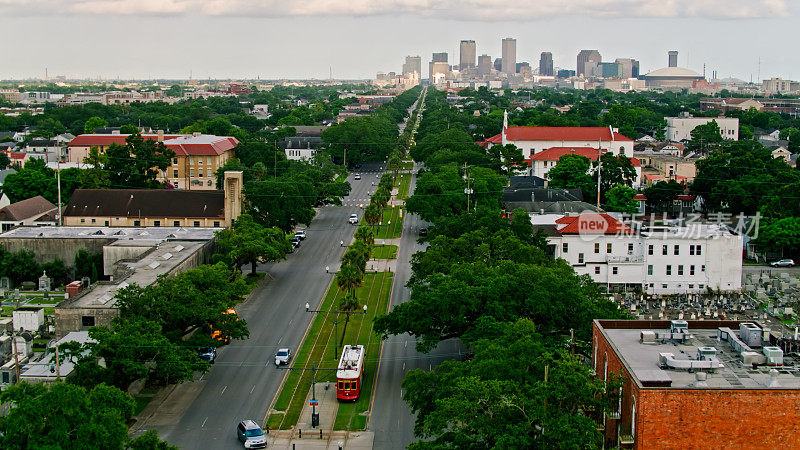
<box><xmin>198</xmin><ymin>156</ymin><xmax>203</xmax><ymax>164</ymax></box>
<box><xmin>696</xmin><ymin>245</ymin><xmax>702</xmax><ymax>255</ymax></box>
<box><xmin>133</xmin><ymin>220</ymin><xmax>141</xmax><ymax>227</ymax></box>
<box><xmin>662</xmin><ymin>284</ymin><xmax>668</xmax><ymax>289</ymax></box>
<box><xmin>189</xmin><ymin>168</ymin><xmax>194</xmax><ymax>177</ymax></box>
<box><xmin>338</xmin><ymin>381</ymin><xmax>344</xmax><ymax>390</ymax></box>
<box><xmin>689</xmin><ymin>245</ymin><xmax>695</xmax><ymax>255</ymax></box>
<box><xmin>690</xmin><ymin>265</ymin><xmax>695</xmax><ymax>275</ymax></box>
<box><xmin>648</xmin><ymin>244</ymin><xmax>653</xmax><ymax>255</ymax></box>
<box><xmin>213</xmin><ymin>221</ymin><xmax>220</xmax><ymax>227</ymax></box>
<box><xmin>607</xmin><ymin>243</ymin><xmax>612</xmax><ymax>253</ymax></box>
<box><xmin>662</xmin><ymin>245</ymin><xmax>668</xmax><ymax>255</ymax></box>
<box><xmin>678</xmin><ymin>265</ymin><xmax>684</xmax><ymax>275</ymax></box>
<box><xmin>699</xmin><ymin>284</ymin><xmax>704</xmax><ymax>289</ymax></box>
<box><xmin>173</xmin><ymin>221</ymin><xmax>180</xmax><ymax>227</ymax></box>
<box><xmin>674</xmin><ymin>244</ymin><xmax>680</xmax><ymax>255</ymax></box>
<box><xmin>104</xmin><ymin>221</ymin><xmax>109</xmax><ymax>226</ymax></box>
<box><xmin>578</xmin><ymin>253</ymin><xmax>584</xmax><ymax>264</ymax></box>
<box><xmin>80</xmin><ymin>218</ymin><xmax>85</xmax><ymax>223</ymax></box>
<box><xmin>628</xmin><ymin>243</ymin><xmax>634</xmax><ymax>254</ymax></box>
<box><xmin>701</xmin><ymin>265</ymin><xmax>705</xmax><ymax>272</ymax></box>
<box><xmin>189</xmin><ymin>156</ymin><xmax>194</xmax><ymax>164</ymax></box>
<box><xmin>91</xmin><ymin>218</ymin><xmax>95</xmax><ymax>223</ymax></box>
<box><xmin>562</xmin><ymin>242</ymin><xmax>568</xmax><ymax>253</ymax></box>
<box><xmin>666</xmin><ymin>265</ymin><xmax>672</xmax><ymax>275</ymax></box>
<box><xmin>594</xmin><ymin>243</ymin><xmax>600</xmax><ymax>254</ymax></box>
<box><xmin>689</xmin><ymin>284</ymin><xmax>694</xmax><ymax>289</ymax></box>
<box><xmin>174</xmin><ymin>182</ymin><xmax>179</xmax><ymax>188</ymax></box>
<box><xmin>172</xmin><ymin>157</ymin><xmax>177</xmax><ymax>164</ymax></box>
<box><xmin>193</xmin><ymin>221</ymin><xmax>200</xmax><ymax>227</ymax></box>
<box><xmin>198</xmin><ymin>168</ymin><xmax>203</xmax><ymax>177</ymax></box>
<box><xmin>612</xmin><ymin>267</ymin><xmax>618</xmax><ymax>275</ymax></box>
<box><xmin>81</xmin><ymin>316</ymin><xmax>95</xmax><ymax>327</ymax></box>
<box><xmin>647</xmin><ymin>265</ymin><xmax>653</xmax><ymax>275</ymax></box>
<box><xmin>154</xmin><ymin>220</ymin><xmax>160</xmax><ymax>227</ymax></box>
<box><xmin>595</xmin><ymin>266</ymin><xmax>600</xmax><ymax>274</ymax></box>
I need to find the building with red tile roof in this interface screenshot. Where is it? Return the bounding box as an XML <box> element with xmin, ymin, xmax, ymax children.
<box><xmin>67</xmin><ymin>133</ymin><xmax>238</xmax><ymax>190</ymax></box>
<box><xmin>482</xmin><ymin>126</ymin><xmax>634</xmax><ymax>159</ymax></box>
<box><xmin>525</xmin><ymin>146</ymin><xmax>642</xmax><ymax>188</ymax></box>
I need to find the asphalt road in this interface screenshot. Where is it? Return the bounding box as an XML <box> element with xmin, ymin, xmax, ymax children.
<box><xmin>370</xmin><ymin>163</ymin><xmax>465</xmax><ymax>450</ymax></box>
<box><xmin>148</xmin><ymin>164</ymin><xmax>383</xmax><ymax>449</ymax></box>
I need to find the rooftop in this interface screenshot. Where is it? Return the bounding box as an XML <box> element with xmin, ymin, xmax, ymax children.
<box><xmin>644</xmin><ymin>67</ymin><xmax>704</xmax><ymax>79</ymax></box>
<box><xmin>0</xmin><ymin>225</ymin><xmax>218</xmax><ymax>241</ymax></box>
<box><xmin>487</xmin><ymin>126</ymin><xmax>633</xmax><ymax>144</ymax></box>
<box><xmin>0</xmin><ymin>195</ymin><xmax>57</xmax><ymax>222</ymax></box>
<box><xmin>20</xmin><ymin>331</ymin><xmax>95</xmax><ymax>379</ymax></box>
<box><xmin>598</xmin><ymin>320</ymin><xmax>800</xmax><ymax>389</ymax></box>
<box><xmin>64</xmin><ymin>189</ymin><xmax>225</xmax><ymax>219</ymax></box>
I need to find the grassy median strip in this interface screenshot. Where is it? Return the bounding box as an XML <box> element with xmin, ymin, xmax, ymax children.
<box><xmin>395</xmin><ymin>173</ymin><xmax>412</xmax><ymax>199</ymax></box>
<box><xmin>268</xmin><ymin>271</ymin><xmax>393</xmax><ymax>430</ymax></box>
<box><xmin>374</xmin><ymin>207</ymin><xmax>403</xmax><ymax>239</ymax></box>
<box><xmin>370</xmin><ymin>245</ymin><xmax>398</xmax><ymax>260</ymax></box>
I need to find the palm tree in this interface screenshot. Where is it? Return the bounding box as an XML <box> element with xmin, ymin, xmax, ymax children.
<box><xmin>364</xmin><ymin>204</ymin><xmax>382</xmax><ymax>232</ymax></box>
<box><xmin>354</xmin><ymin>226</ymin><xmax>375</xmax><ymax>246</ymax></box>
<box><xmin>341</xmin><ymin>248</ymin><xmax>367</xmax><ymax>273</ymax></box>
<box><xmin>336</xmin><ymin>294</ymin><xmax>362</xmax><ymax>348</ymax></box>
<box><xmin>336</xmin><ymin>264</ymin><xmax>363</xmax><ymax>297</ymax></box>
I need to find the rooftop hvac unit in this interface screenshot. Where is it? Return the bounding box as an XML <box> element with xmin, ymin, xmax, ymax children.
<box><xmin>671</xmin><ymin>320</ymin><xmax>689</xmax><ymax>334</ymax></box>
<box><xmin>641</xmin><ymin>330</ymin><xmax>656</xmax><ymax>344</ymax></box>
<box><xmin>740</xmin><ymin>323</ymin><xmax>763</xmax><ymax>348</ymax></box>
<box><xmin>763</xmin><ymin>346</ymin><xmax>784</xmax><ymax>365</ymax></box>
<box><xmin>697</xmin><ymin>347</ymin><xmax>717</xmax><ymax>361</ymax></box>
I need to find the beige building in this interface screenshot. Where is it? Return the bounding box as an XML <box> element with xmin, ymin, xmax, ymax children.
<box><xmin>67</xmin><ymin>132</ymin><xmax>237</xmax><ymax>190</ymax></box>
<box><xmin>62</xmin><ymin>171</ymin><xmax>243</xmax><ymax>228</ymax></box>
<box><xmin>636</xmin><ymin>152</ymin><xmax>697</xmax><ymax>184</ymax></box>
<box><xmin>665</xmin><ymin>116</ymin><xmax>739</xmax><ymax>142</ymax></box>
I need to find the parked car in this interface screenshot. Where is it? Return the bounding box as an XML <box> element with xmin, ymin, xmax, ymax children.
<box><xmin>236</xmin><ymin>420</ymin><xmax>267</xmax><ymax>448</ymax></box>
<box><xmin>294</xmin><ymin>230</ymin><xmax>306</xmax><ymax>240</ymax></box>
<box><xmin>275</xmin><ymin>348</ymin><xmax>291</xmax><ymax>366</ymax></box>
<box><xmin>349</xmin><ymin>214</ymin><xmax>359</xmax><ymax>224</ymax></box>
<box><xmin>198</xmin><ymin>347</ymin><xmax>217</xmax><ymax>364</ymax></box>
<box><xmin>354</xmin><ymin>174</ymin><xmax>361</xmax><ymax>180</ymax></box>
<box><xmin>419</xmin><ymin>227</ymin><xmax>428</xmax><ymax>237</ymax></box>
<box><xmin>771</xmin><ymin>259</ymin><xmax>795</xmax><ymax>267</ymax></box>
<box><xmin>290</xmin><ymin>237</ymin><xmax>301</xmax><ymax>248</ymax></box>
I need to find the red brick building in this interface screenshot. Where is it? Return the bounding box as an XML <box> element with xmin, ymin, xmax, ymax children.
<box><xmin>593</xmin><ymin>319</ymin><xmax>800</xmax><ymax>448</ymax></box>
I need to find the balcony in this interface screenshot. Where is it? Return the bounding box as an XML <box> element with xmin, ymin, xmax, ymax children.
<box><xmin>619</xmin><ymin>428</ymin><xmax>635</xmax><ymax>445</ymax></box>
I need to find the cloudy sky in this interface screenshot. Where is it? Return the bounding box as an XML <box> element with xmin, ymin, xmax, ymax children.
<box><xmin>1</xmin><ymin>0</ymin><xmax>797</xmax><ymax>81</ymax></box>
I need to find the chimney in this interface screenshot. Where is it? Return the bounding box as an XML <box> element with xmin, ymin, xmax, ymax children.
<box><xmin>223</xmin><ymin>171</ymin><xmax>243</xmax><ymax>227</ymax></box>
<box><xmin>157</xmin><ymin>130</ymin><xmax>164</xmax><ymax>142</ymax></box>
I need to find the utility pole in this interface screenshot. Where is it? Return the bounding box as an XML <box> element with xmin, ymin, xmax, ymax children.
<box><xmin>12</xmin><ymin>334</ymin><xmax>20</xmax><ymax>383</ymax></box>
<box><xmin>464</xmin><ymin>162</ymin><xmax>473</xmax><ymax>212</ymax></box>
<box><xmin>274</xmin><ymin>142</ymin><xmax>277</xmax><ymax>178</ymax></box>
<box><xmin>55</xmin><ymin>344</ymin><xmax>61</xmax><ymax>381</ymax></box>
<box><xmin>311</xmin><ymin>362</ymin><xmax>319</xmax><ymax>428</ymax></box>
<box><xmin>57</xmin><ymin>160</ymin><xmax>62</xmax><ymax>226</ymax></box>
<box><xmin>596</xmin><ymin>139</ymin><xmax>602</xmax><ymax>213</ymax></box>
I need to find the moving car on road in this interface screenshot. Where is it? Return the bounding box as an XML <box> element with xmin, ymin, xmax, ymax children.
<box><xmin>771</xmin><ymin>259</ymin><xmax>795</xmax><ymax>267</ymax></box>
<box><xmin>349</xmin><ymin>214</ymin><xmax>359</xmax><ymax>224</ymax></box>
<box><xmin>275</xmin><ymin>348</ymin><xmax>291</xmax><ymax>366</ymax></box>
<box><xmin>198</xmin><ymin>347</ymin><xmax>217</xmax><ymax>364</ymax></box>
<box><xmin>354</xmin><ymin>174</ymin><xmax>361</xmax><ymax>180</ymax></box>
<box><xmin>236</xmin><ymin>420</ymin><xmax>267</xmax><ymax>448</ymax></box>
<box><xmin>294</xmin><ymin>230</ymin><xmax>306</xmax><ymax>240</ymax></box>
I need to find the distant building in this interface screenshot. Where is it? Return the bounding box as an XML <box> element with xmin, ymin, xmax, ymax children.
<box><xmin>593</xmin><ymin>319</ymin><xmax>800</xmax><ymax>448</ymax></box>
<box><xmin>577</xmin><ymin>50</ymin><xmax>602</xmax><ymax>77</ymax></box>
<box><xmin>459</xmin><ymin>40</ymin><xmax>476</xmax><ymax>70</ymax></box>
<box><xmin>402</xmin><ymin>56</ymin><xmax>422</xmax><ymax>77</ymax></box>
<box><xmin>665</xmin><ymin>116</ymin><xmax>739</xmax><ymax>142</ymax></box>
<box><xmin>478</xmin><ymin>54</ymin><xmax>493</xmax><ymax>77</ymax></box>
<box><xmin>557</xmin><ymin>69</ymin><xmax>576</xmax><ymax>79</ymax></box>
<box><xmin>0</xmin><ymin>196</ymin><xmax>58</xmax><ymax>232</ymax></box>
<box><xmin>615</xmin><ymin>58</ymin><xmax>640</xmax><ymax>78</ymax></box>
<box><xmin>526</xmin><ymin>147</ymin><xmax>641</xmax><ymax>187</ymax></box>
<box><xmin>429</xmin><ymin>62</ymin><xmax>451</xmax><ymax>84</ymax></box>
<box><xmin>494</xmin><ymin>58</ymin><xmax>503</xmax><ymax>72</ymax></box>
<box><xmin>644</xmin><ymin>52</ymin><xmax>704</xmax><ymax>89</ymax></box>
<box><xmin>501</xmin><ymin>38</ymin><xmax>517</xmax><ymax>74</ymax></box>
<box><xmin>762</xmin><ymin>77</ymin><xmax>800</xmax><ymax>94</ymax></box>
<box><xmin>516</xmin><ymin>62</ymin><xmax>532</xmax><ymax>77</ymax></box>
<box><xmin>597</xmin><ymin>62</ymin><xmax>621</xmax><ymax>78</ymax></box>
<box><xmin>668</xmin><ymin>50</ymin><xmax>679</xmax><ymax>67</ymax></box>
<box><xmin>431</xmin><ymin>52</ymin><xmax>448</xmax><ymax>63</ymax></box>
<box><xmin>539</xmin><ymin>52</ymin><xmax>554</xmax><ymax>76</ymax></box>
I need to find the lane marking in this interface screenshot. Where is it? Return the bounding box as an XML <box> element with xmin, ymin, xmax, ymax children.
<box><xmin>251</xmin><ymin>385</ymin><xmax>256</xmax><ymax>394</ymax></box>
<box><xmin>278</xmin><ymin>336</ymin><xmax>283</xmax><ymax>344</ymax></box>
<box><xmin>202</xmin><ymin>417</ymin><xmax>208</xmax><ymax>427</ymax></box>
<box><xmin>221</xmin><ymin>386</ymin><xmax>227</xmax><ymax>395</ymax></box>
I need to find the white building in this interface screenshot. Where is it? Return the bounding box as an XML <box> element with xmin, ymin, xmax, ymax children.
<box><xmin>544</xmin><ymin>214</ymin><xmax>743</xmax><ymax>295</ymax></box>
<box><xmin>665</xmin><ymin>116</ymin><xmax>739</xmax><ymax>142</ymax></box>
<box><xmin>527</xmin><ymin>147</ymin><xmax>642</xmax><ymax>188</ymax></box>
<box><xmin>484</xmin><ymin>126</ymin><xmax>634</xmax><ymax>158</ymax></box>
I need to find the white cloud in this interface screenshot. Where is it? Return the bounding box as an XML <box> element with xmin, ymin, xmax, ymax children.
<box><xmin>0</xmin><ymin>0</ymin><xmax>791</xmax><ymax>20</ymax></box>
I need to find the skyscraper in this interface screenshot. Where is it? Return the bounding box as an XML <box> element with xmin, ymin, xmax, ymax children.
<box><xmin>668</xmin><ymin>51</ymin><xmax>679</xmax><ymax>68</ymax></box>
<box><xmin>459</xmin><ymin>40</ymin><xmax>476</xmax><ymax>70</ymax></box>
<box><xmin>576</xmin><ymin>49</ymin><xmax>602</xmax><ymax>77</ymax></box>
<box><xmin>539</xmin><ymin>52</ymin><xmax>554</xmax><ymax>76</ymax></box>
<box><xmin>614</xmin><ymin>58</ymin><xmax>640</xmax><ymax>78</ymax></box>
<box><xmin>501</xmin><ymin>38</ymin><xmax>516</xmax><ymax>74</ymax></box>
<box><xmin>432</xmin><ymin>52</ymin><xmax>448</xmax><ymax>63</ymax></box>
<box><xmin>478</xmin><ymin>54</ymin><xmax>492</xmax><ymax>77</ymax></box>
<box><xmin>402</xmin><ymin>56</ymin><xmax>422</xmax><ymax>77</ymax></box>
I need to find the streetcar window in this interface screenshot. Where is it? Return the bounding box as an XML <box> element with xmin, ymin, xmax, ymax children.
<box><xmin>338</xmin><ymin>381</ymin><xmax>344</xmax><ymax>390</ymax></box>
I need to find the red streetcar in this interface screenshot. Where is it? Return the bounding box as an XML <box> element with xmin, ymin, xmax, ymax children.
<box><xmin>336</xmin><ymin>344</ymin><xmax>365</xmax><ymax>401</ymax></box>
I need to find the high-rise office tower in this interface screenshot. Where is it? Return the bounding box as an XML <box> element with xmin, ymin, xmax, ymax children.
<box><xmin>576</xmin><ymin>49</ymin><xmax>602</xmax><ymax>76</ymax></box>
<box><xmin>539</xmin><ymin>52</ymin><xmax>554</xmax><ymax>76</ymax></box>
<box><xmin>614</xmin><ymin>58</ymin><xmax>640</xmax><ymax>78</ymax></box>
<box><xmin>402</xmin><ymin>56</ymin><xmax>422</xmax><ymax>77</ymax></box>
<box><xmin>432</xmin><ymin>52</ymin><xmax>448</xmax><ymax>63</ymax></box>
<box><xmin>459</xmin><ymin>40</ymin><xmax>476</xmax><ymax>70</ymax></box>
<box><xmin>668</xmin><ymin>51</ymin><xmax>678</xmax><ymax>68</ymax></box>
<box><xmin>494</xmin><ymin>58</ymin><xmax>503</xmax><ymax>72</ymax></box>
<box><xmin>403</xmin><ymin>56</ymin><xmax>422</xmax><ymax>76</ymax></box>
<box><xmin>478</xmin><ymin>54</ymin><xmax>492</xmax><ymax>76</ymax></box>
<box><xmin>501</xmin><ymin>38</ymin><xmax>516</xmax><ymax>74</ymax></box>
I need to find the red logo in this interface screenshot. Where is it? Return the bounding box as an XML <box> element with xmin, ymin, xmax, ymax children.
<box><xmin>577</xmin><ymin>213</ymin><xmax>608</xmax><ymax>241</ymax></box>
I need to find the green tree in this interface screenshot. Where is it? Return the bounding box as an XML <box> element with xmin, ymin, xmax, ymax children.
<box><xmin>752</xmin><ymin>217</ymin><xmax>800</xmax><ymax>259</ymax></box>
<box><xmin>119</xmin><ymin>124</ymin><xmax>139</xmax><ymax>134</ymax></box>
<box><xmin>604</xmin><ymin>184</ymin><xmax>639</xmax><ymax>214</ymax></box>
<box><xmin>687</xmin><ymin>119</ymin><xmax>724</xmax><ymax>153</ymax></box>
<box><xmin>546</xmin><ymin>154</ymin><xmax>595</xmax><ymax>200</ymax></box>
<box><xmin>244</xmin><ymin>176</ymin><xmax>316</xmax><ymax>232</ymax></box>
<box><xmin>364</xmin><ymin>204</ymin><xmax>381</xmax><ymax>231</ymax></box>
<box><xmin>336</xmin><ymin>264</ymin><xmax>363</xmax><ymax>298</ymax></box>
<box><xmin>80</xmin><ymin>146</ymin><xmax>110</xmax><ymax>189</ymax></box>
<box><xmin>643</xmin><ymin>180</ymin><xmax>684</xmax><ymax>215</ymax></box>
<box><xmin>354</xmin><ymin>226</ymin><xmax>375</xmax><ymax>246</ymax></box>
<box><xmin>1</xmin><ymin>158</ymin><xmax>57</xmax><ymax>203</ymax></box>
<box><xmin>215</xmin><ymin>214</ymin><xmax>291</xmax><ymax>276</ymax></box>
<box><xmin>104</xmin><ymin>133</ymin><xmax>175</xmax><ymax>189</ymax></box>
<box><xmin>74</xmin><ymin>248</ymin><xmax>103</xmax><ymax>282</ymax></box>
<box><xmin>83</xmin><ymin>116</ymin><xmax>108</xmax><ymax>134</ymax></box>
<box><xmin>0</xmin><ymin>382</ymin><xmax>134</xmax><ymax>450</ymax></box>
<box><xmin>0</xmin><ymin>249</ymin><xmax>41</xmax><ymax>286</ymax></box>
<box><xmin>0</xmin><ymin>151</ymin><xmax>9</xmax><ymax>169</ymax></box>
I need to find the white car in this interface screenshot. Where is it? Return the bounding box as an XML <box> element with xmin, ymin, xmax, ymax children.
<box><xmin>275</xmin><ymin>348</ymin><xmax>291</xmax><ymax>366</ymax></box>
<box><xmin>354</xmin><ymin>174</ymin><xmax>361</xmax><ymax>180</ymax></box>
<box><xmin>294</xmin><ymin>230</ymin><xmax>306</xmax><ymax>240</ymax></box>
<box><xmin>349</xmin><ymin>214</ymin><xmax>359</xmax><ymax>224</ymax></box>
<box><xmin>771</xmin><ymin>259</ymin><xmax>795</xmax><ymax>267</ymax></box>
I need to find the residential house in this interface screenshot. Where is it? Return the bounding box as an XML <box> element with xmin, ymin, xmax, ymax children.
<box><xmin>483</xmin><ymin>126</ymin><xmax>634</xmax><ymax>159</ymax></box>
<box><xmin>23</xmin><ymin>139</ymin><xmax>65</xmax><ymax>163</ymax></box>
<box><xmin>526</xmin><ymin>146</ymin><xmax>642</xmax><ymax>188</ymax></box>
<box><xmin>665</xmin><ymin>116</ymin><xmax>739</xmax><ymax>142</ymax></box>
<box><xmin>0</xmin><ymin>196</ymin><xmax>58</xmax><ymax>231</ymax></box>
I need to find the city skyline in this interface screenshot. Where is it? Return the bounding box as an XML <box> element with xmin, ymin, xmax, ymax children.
<box><xmin>1</xmin><ymin>1</ymin><xmax>798</xmax><ymax>81</ymax></box>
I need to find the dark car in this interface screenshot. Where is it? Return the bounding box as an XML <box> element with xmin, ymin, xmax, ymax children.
<box><xmin>198</xmin><ymin>347</ymin><xmax>217</xmax><ymax>364</ymax></box>
<box><xmin>419</xmin><ymin>227</ymin><xmax>428</xmax><ymax>237</ymax></box>
<box><xmin>290</xmin><ymin>237</ymin><xmax>301</xmax><ymax>248</ymax></box>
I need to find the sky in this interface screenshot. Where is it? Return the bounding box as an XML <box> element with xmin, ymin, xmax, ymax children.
<box><xmin>0</xmin><ymin>0</ymin><xmax>797</xmax><ymax>81</ymax></box>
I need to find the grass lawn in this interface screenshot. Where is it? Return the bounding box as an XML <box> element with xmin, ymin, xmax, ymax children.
<box><xmin>395</xmin><ymin>174</ymin><xmax>411</xmax><ymax>199</ymax></box>
<box><xmin>133</xmin><ymin>396</ymin><xmax>153</xmax><ymax>416</ymax></box>
<box><xmin>268</xmin><ymin>272</ymin><xmax>393</xmax><ymax>431</ymax></box>
<box><xmin>401</xmin><ymin>161</ymin><xmax>413</xmax><ymax>170</ymax></box>
<box><xmin>43</xmin><ymin>307</ymin><xmax>55</xmax><ymax>316</ymax></box>
<box><xmin>27</xmin><ymin>297</ymin><xmax>63</xmax><ymax>305</ymax></box>
<box><xmin>371</xmin><ymin>245</ymin><xmax>397</xmax><ymax>260</ymax></box>
<box><xmin>372</xmin><ymin>207</ymin><xmax>403</xmax><ymax>240</ymax></box>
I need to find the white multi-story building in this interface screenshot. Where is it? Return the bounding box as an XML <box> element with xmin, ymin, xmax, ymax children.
<box><xmin>527</xmin><ymin>146</ymin><xmax>642</xmax><ymax>188</ymax></box>
<box><xmin>665</xmin><ymin>116</ymin><xmax>739</xmax><ymax>142</ymax></box>
<box><xmin>483</xmin><ymin>126</ymin><xmax>634</xmax><ymax>158</ymax></box>
<box><xmin>544</xmin><ymin>214</ymin><xmax>743</xmax><ymax>295</ymax></box>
